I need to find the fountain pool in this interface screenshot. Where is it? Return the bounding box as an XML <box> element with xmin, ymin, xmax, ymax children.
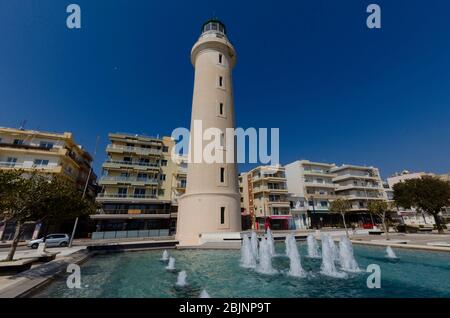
<box><xmin>32</xmin><ymin>243</ymin><xmax>450</xmax><ymax>298</ymax></box>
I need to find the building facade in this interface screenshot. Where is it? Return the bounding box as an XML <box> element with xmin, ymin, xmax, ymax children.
<box><xmin>93</xmin><ymin>133</ymin><xmax>180</xmax><ymax>237</ymax></box>
<box><xmin>0</xmin><ymin>127</ymin><xmax>97</xmax><ymax>240</ymax></box>
<box><xmin>332</xmin><ymin>164</ymin><xmax>385</xmax><ymax>210</ymax></box>
<box><xmin>176</xmin><ymin>19</ymin><xmax>241</xmax><ymax>245</ymax></box>
<box><xmin>285</xmin><ymin>160</ymin><xmax>337</xmax><ymax>229</ymax></box>
<box><xmin>240</xmin><ymin>166</ymin><xmax>291</xmax><ymax>230</ymax></box>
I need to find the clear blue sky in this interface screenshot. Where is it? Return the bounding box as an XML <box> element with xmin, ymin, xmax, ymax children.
<box><xmin>1</xmin><ymin>0</ymin><xmax>449</xmax><ymax>179</ymax></box>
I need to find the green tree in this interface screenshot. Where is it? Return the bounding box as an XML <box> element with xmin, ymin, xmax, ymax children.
<box><xmin>367</xmin><ymin>200</ymin><xmax>393</xmax><ymax>240</ymax></box>
<box><xmin>0</xmin><ymin>171</ymin><xmax>95</xmax><ymax>261</ymax></box>
<box><xmin>393</xmin><ymin>176</ymin><xmax>450</xmax><ymax>234</ymax></box>
<box><xmin>330</xmin><ymin>198</ymin><xmax>352</xmax><ymax>237</ymax></box>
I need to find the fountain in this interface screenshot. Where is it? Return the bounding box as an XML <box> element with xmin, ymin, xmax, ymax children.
<box><xmin>307</xmin><ymin>234</ymin><xmax>321</xmax><ymax>258</ymax></box>
<box><xmin>320</xmin><ymin>234</ymin><xmax>347</xmax><ymax>278</ymax></box>
<box><xmin>176</xmin><ymin>270</ymin><xmax>187</xmax><ymax>286</ymax></box>
<box><xmin>166</xmin><ymin>257</ymin><xmax>176</xmax><ymax>270</ymax></box>
<box><xmin>339</xmin><ymin>236</ymin><xmax>360</xmax><ymax>272</ymax></box>
<box><xmin>199</xmin><ymin>289</ymin><xmax>211</xmax><ymax>298</ymax></box>
<box><xmin>256</xmin><ymin>238</ymin><xmax>277</xmax><ymax>274</ymax></box>
<box><xmin>161</xmin><ymin>250</ymin><xmax>169</xmax><ymax>261</ymax></box>
<box><xmin>386</xmin><ymin>246</ymin><xmax>398</xmax><ymax>259</ymax></box>
<box><xmin>240</xmin><ymin>234</ymin><xmax>256</xmax><ymax>268</ymax></box>
<box><xmin>326</xmin><ymin>234</ymin><xmax>340</xmax><ymax>261</ymax></box>
<box><xmin>266</xmin><ymin>228</ymin><xmax>275</xmax><ymax>257</ymax></box>
<box><xmin>250</xmin><ymin>231</ymin><xmax>259</xmax><ymax>259</ymax></box>
<box><xmin>285</xmin><ymin>234</ymin><xmax>305</xmax><ymax>277</ymax></box>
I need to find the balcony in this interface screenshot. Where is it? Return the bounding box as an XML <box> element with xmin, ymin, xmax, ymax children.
<box><xmin>252</xmin><ymin>185</ymin><xmax>288</xmax><ymax>194</ymax></box>
<box><xmin>335</xmin><ymin>184</ymin><xmax>382</xmax><ymax>192</ymax></box>
<box><xmin>174</xmin><ymin>182</ymin><xmax>187</xmax><ymax>190</ymax></box>
<box><xmin>252</xmin><ymin>174</ymin><xmax>286</xmax><ymax>182</ymax></box>
<box><xmin>96</xmin><ymin>193</ymin><xmax>170</xmax><ymax>203</ymax></box>
<box><xmin>102</xmin><ymin>160</ymin><xmax>160</xmax><ymax>171</ymax></box>
<box><xmin>304</xmin><ymin>181</ymin><xmax>336</xmax><ymax>188</ymax></box>
<box><xmin>98</xmin><ymin>176</ymin><xmax>159</xmax><ymax>186</ymax></box>
<box><xmin>0</xmin><ymin>161</ymin><xmax>61</xmax><ymax>172</ymax></box>
<box><xmin>303</xmin><ymin>170</ymin><xmax>337</xmax><ymax>178</ymax></box>
<box><xmin>342</xmin><ymin>194</ymin><xmax>385</xmax><ymax>201</ymax></box>
<box><xmin>333</xmin><ymin>174</ymin><xmax>379</xmax><ymax>182</ymax></box>
<box><xmin>106</xmin><ymin>144</ymin><xmax>162</xmax><ymax>156</ymax></box>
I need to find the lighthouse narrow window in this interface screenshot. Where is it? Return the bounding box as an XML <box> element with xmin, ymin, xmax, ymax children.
<box><xmin>219</xmin><ymin>76</ymin><xmax>223</xmax><ymax>87</ymax></box>
<box><xmin>220</xmin><ymin>207</ymin><xmax>225</xmax><ymax>224</ymax></box>
<box><xmin>219</xmin><ymin>103</ymin><xmax>224</xmax><ymax>115</ymax></box>
<box><xmin>220</xmin><ymin>167</ymin><xmax>225</xmax><ymax>183</ymax></box>
<box><xmin>219</xmin><ymin>54</ymin><xmax>223</xmax><ymax>64</ymax></box>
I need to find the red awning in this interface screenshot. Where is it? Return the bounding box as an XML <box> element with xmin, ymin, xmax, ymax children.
<box><xmin>269</xmin><ymin>215</ymin><xmax>292</xmax><ymax>220</ymax></box>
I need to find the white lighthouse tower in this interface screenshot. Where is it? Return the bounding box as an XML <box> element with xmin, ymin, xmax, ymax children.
<box><xmin>176</xmin><ymin>19</ymin><xmax>241</xmax><ymax>246</ymax></box>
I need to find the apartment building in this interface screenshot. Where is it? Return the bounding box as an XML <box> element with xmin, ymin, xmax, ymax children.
<box><xmin>331</xmin><ymin>164</ymin><xmax>385</xmax><ymax>226</ymax></box>
<box><xmin>285</xmin><ymin>160</ymin><xmax>337</xmax><ymax>229</ymax></box>
<box><xmin>93</xmin><ymin>133</ymin><xmax>183</xmax><ymax>238</ymax></box>
<box><xmin>0</xmin><ymin>127</ymin><xmax>97</xmax><ymax>240</ymax></box>
<box><xmin>240</xmin><ymin>165</ymin><xmax>291</xmax><ymax>230</ymax></box>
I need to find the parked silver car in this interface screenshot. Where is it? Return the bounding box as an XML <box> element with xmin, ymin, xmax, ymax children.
<box><xmin>27</xmin><ymin>233</ymin><xmax>70</xmax><ymax>249</ymax></box>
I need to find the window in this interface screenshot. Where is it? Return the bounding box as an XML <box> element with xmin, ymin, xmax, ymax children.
<box><xmin>219</xmin><ymin>76</ymin><xmax>223</xmax><ymax>87</ymax></box>
<box><xmin>120</xmin><ymin>172</ymin><xmax>129</xmax><ymax>178</ymax></box>
<box><xmin>158</xmin><ymin>189</ymin><xmax>165</xmax><ymax>196</ymax></box>
<box><xmin>320</xmin><ymin>201</ymin><xmax>328</xmax><ymax>207</ymax></box>
<box><xmin>137</xmin><ymin>173</ymin><xmax>147</xmax><ymax>180</ymax></box>
<box><xmin>219</xmin><ymin>54</ymin><xmax>223</xmax><ymax>64</ymax></box>
<box><xmin>162</xmin><ymin>146</ymin><xmax>169</xmax><ymax>153</ymax></box>
<box><xmin>220</xmin><ymin>207</ymin><xmax>225</xmax><ymax>224</ymax></box>
<box><xmin>118</xmin><ymin>188</ymin><xmax>127</xmax><ymax>197</ymax></box>
<box><xmin>161</xmin><ymin>159</ymin><xmax>168</xmax><ymax>166</ymax></box>
<box><xmin>123</xmin><ymin>156</ymin><xmax>131</xmax><ymax>162</ymax></box>
<box><xmin>160</xmin><ymin>174</ymin><xmax>166</xmax><ymax>181</ymax></box>
<box><xmin>13</xmin><ymin>139</ymin><xmax>24</xmax><ymax>145</ymax></box>
<box><xmin>220</xmin><ymin>167</ymin><xmax>225</xmax><ymax>183</ymax></box>
<box><xmin>134</xmin><ymin>188</ymin><xmax>146</xmax><ymax>197</ymax></box>
<box><xmin>39</xmin><ymin>141</ymin><xmax>54</xmax><ymax>149</ymax></box>
<box><xmin>33</xmin><ymin>159</ymin><xmax>49</xmax><ymax>166</ymax></box>
<box><xmin>219</xmin><ymin>103</ymin><xmax>224</xmax><ymax>115</ymax></box>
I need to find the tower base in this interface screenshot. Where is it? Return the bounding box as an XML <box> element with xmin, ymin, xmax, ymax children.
<box><xmin>176</xmin><ymin>192</ymin><xmax>241</xmax><ymax>246</ymax></box>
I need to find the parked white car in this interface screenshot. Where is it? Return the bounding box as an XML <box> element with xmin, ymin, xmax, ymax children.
<box><xmin>27</xmin><ymin>233</ymin><xmax>70</xmax><ymax>249</ymax></box>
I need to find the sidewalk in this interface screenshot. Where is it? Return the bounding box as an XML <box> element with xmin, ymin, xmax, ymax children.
<box><xmin>0</xmin><ymin>246</ymin><xmax>87</xmax><ymax>261</ymax></box>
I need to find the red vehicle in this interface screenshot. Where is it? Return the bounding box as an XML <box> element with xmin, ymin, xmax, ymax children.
<box><xmin>362</xmin><ymin>223</ymin><xmax>374</xmax><ymax>229</ymax></box>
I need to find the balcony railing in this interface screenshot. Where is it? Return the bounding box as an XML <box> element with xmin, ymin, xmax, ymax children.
<box><xmin>99</xmin><ymin>176</ymin><xmax>159</xmax><ymax>185</ymax></box>
<box><xmin>304</xmin><ymin>181</ymin><xmax>336</xmax><ymax>187</ymax></box>
<box><xmin>106</xmin><ymin>144</ymin><xmax>162</xmax><ymax>156</ymax></box>
<box><xmin>96</xmin><ymin>208</ymin><xmax>168</xmax><ymax>215</ymax></box>
<box><xmin>97</xmin><ymin>193</ymin><xmax>159</xmax><ymax>200</ymax></box>
<box><xmin>0</xmin><ymin>162</ymin><xmax>58</xmax><ymax>170</ymax></box>
<box><xmin>103</xmin><ymin>160</ymin><xmax>160</xmax><ymax>169</ymax></box>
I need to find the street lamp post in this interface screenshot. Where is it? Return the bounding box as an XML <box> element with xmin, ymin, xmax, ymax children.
<box><xmin>68</xmin><ymin>136</ymin><xmax>99</xmax><ymax>248</ymax></box>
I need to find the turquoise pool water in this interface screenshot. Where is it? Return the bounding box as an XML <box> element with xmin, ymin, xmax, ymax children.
<box><xmin>33</xmin><ymin>243</ymin><xmax>450</xmax><ymax>298</ymax></box>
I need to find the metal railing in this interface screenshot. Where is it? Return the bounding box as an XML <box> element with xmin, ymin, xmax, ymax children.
<box><xmin>99</xmin><ymin>176</ymin><xmax>159</xmax><ymax>184</ymax></box>
<box><xmin>103</xmin><ymin>160</ymin><xmax>160</xmax><ymax>168</ymax></box>
<box><xmin>0</xmin><ymin>162</ymin><xmax>57</xmax><ymax>170</ymax></box>
<box><xmin>106</xmin><ymin>144</ymin><xmax>162</xmax><ymax>155</ymax></box>
<box><xmin>91</xmin><ymin>229</ymin><xmax>170</xmax><ymax>240</ymax></box>
<box><xmin>97</xmin><ymin>193</ymin><xmax>159</xmax><ymax>199</ymax></box>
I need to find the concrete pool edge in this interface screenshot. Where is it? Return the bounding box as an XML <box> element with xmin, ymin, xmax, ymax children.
<box><xmin>350</xmin><ymin>239</ymin><xmax>450</xmax><ymax>252</ymax></box>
